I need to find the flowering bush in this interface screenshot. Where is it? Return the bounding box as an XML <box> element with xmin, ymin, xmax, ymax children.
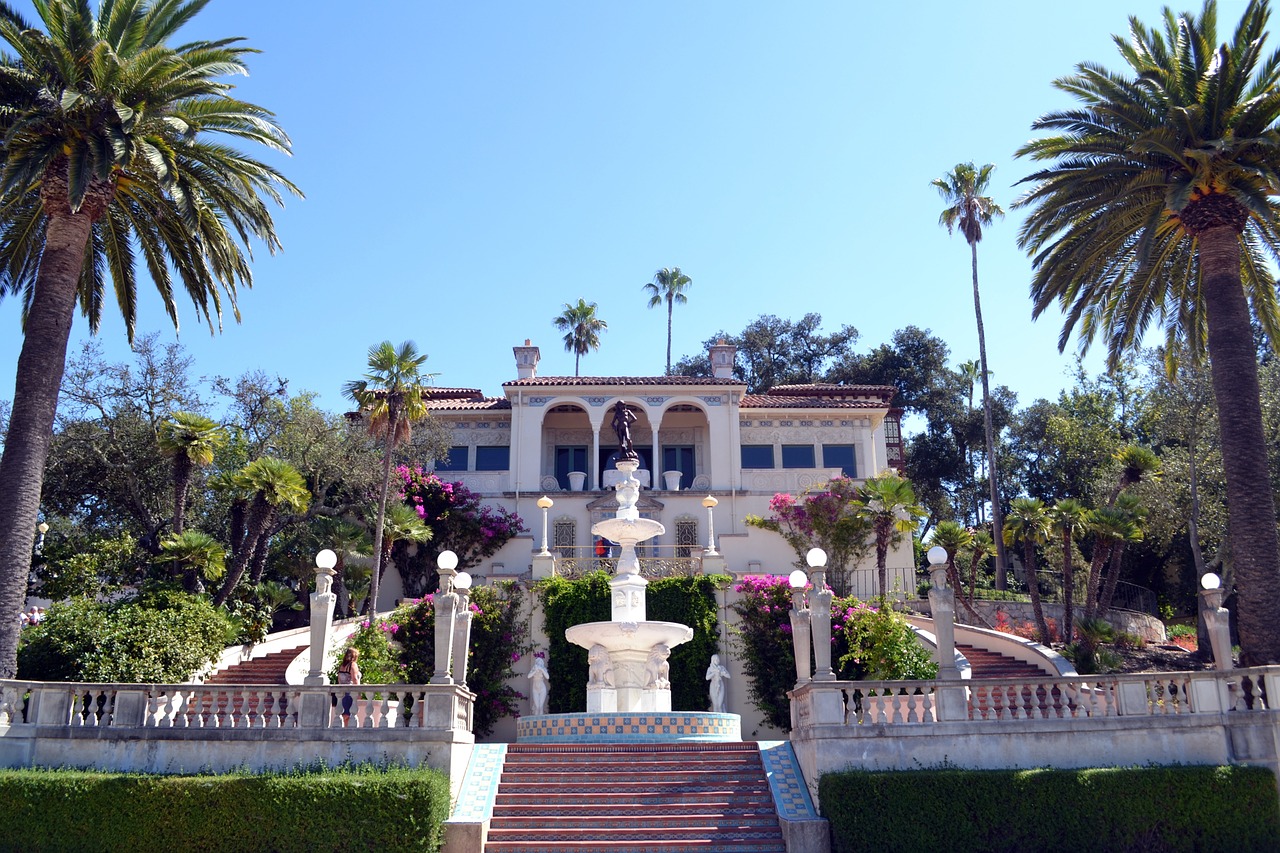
<box><xmin>390</xmin><ymin>466</ymin><xmax>526</xmax><ymax>596</ymax></box>
<box><xmin>744</xmin><ymin>478</ymin><xmax>871</xmax><ymax>595</ymax></box>
<box><xmin>329</xmin><ymin>617</ymin><xmax>408</xmax><ymax>685</ymax></box>
<box><xmin>334</xmin><ymin>582</ymin><xmax>530</xmax><ymax>738</ymax></box>
<box><xmin>731</xmin><ymin>575</ymin><xmax>937</xmax><ymax>731</ymax></box>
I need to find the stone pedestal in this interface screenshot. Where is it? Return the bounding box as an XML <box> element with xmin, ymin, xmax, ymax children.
<box><xmin>586</xmin><ymin>687</ymin><xmax>618</xmax><ymax>713</ymax></box>
<box><xmin>305</xmin><ymin>566</ymin><xmax>338</xmax><ymax>686</ymax></box>
<box><xmin>927</xmin><ymin>566</ymin><xmax>960</xmax><ymax>678</ymax></box>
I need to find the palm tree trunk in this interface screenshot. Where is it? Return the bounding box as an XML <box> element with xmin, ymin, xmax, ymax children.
<box><xmin>368</xmin><ymin>403</ymin><xmax>401</xmax><ymax>616</ymax></box>
<box><xmin>172</xmin><ymin>455</ymin><xmax>193</xmax><ymax>536</ymax></box>
<box><xmin>1084</xmin><ymin>541</ymin><xmax>1112</xmax><ymax>622</ymax></box>
<box><xmin>875</xmin><ymin>526</ymin><xmax>889</xmax><ymax>600</ymax></box>
<box><xmin>1061</xmin><ymin>531</ymin><xmax>1075</xmax><ymax>643</ymax></box>
<box><xmin>1200</xmin><ymin>226</ymin><xmax>1280</xmax><ymax>665</ymax></box>
<box><xmin>214</xmin><ymin>495</ymin><xmax>271</xmax><ymax>607</ymax></box>
<box><xmin>0</xmin><ymin>211</ymin><xmax>95</xmax><ymax>677</ymax></box>
<box><xmin>1024</xmin><ymin>542</ymin><xmax>1050</xmax><ymax>643</ymax></box>
<box><xmin>971</xmin><ymin>240</ymin><xmax>1008</xmax><ymax>588</ymax></box>
<box><xmin>1098</xmin><ymin>542</ymin><xmax>1127</xmax><ymax>617</ymax></box>
<box><xmin>666</xmin><ymin>299</ymin><xmax>674</xmax><ymax>375</ymax></box>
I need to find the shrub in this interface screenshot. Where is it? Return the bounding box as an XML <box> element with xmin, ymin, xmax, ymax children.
<box><xmin>820</xmin><ymin>765</ymin><xmax>1278</xmax><ymax>852</ymax></box>
<box><xmin>0</xmin><ymin>764</ymin><xmax>450</xmax><ymax>852</ymax></box>
<box><xmin>332</xmin><ymin>582</ymin><xmax>529</xmax><ymax>738</ymax></box>
<box><xmin>731</xmin><ymin>575</ymin><xmax>936</xmax><ymax>731</ymax></box>
<box><xmin>17</xmin><ymin>588</ymin><xmax>236</xmax><ymax>682</ymax></box>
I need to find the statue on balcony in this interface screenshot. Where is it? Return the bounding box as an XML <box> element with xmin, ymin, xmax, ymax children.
<box><xmin>528</xmin><ymin>654</ymin><xmax>550</xmax><ymax>715</ymax></box>
<box><xmin>706</xmin><ymin>653</ymin><xmax>730</xmax><ymax>713</ymax></box>
<box><xmin>611</xmin><ymin>401</ymin><xmax>638</xmax><ymax>461</ymax></box>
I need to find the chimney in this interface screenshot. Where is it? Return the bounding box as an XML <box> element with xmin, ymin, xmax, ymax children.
<box><xmin>514</xmin><ymin>340</ymin><xmax>540</xmax><ymax>380</ymax></box>
<box><xmin>709</xmin><ymin>339</ymin><xmax>736</xmax><ymax>379</ymax></box>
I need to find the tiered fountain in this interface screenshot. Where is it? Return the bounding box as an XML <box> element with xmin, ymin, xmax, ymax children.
<box><xmin>515</xmin><ymin>403</ymin><xmax>740</xmax><ymax>742</ymax></box>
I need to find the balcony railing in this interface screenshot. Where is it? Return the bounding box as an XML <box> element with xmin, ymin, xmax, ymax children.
<box><xmin>553</xmin><ymin>545</ymin><xmax>701</xmax><ymax>579</ymax></box>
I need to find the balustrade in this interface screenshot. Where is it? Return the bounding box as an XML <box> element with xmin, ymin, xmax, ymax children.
<box><xmin>790</xmin><ymin>667</ymin><xmax>1275</xmax><ymax>729</ymax></box>
<box><xmin>0</xmin><ymin>681</ymin><xmax>472</xmax><ymax>732</ymax></box>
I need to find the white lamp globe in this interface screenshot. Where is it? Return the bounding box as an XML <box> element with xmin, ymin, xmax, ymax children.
<box><xmin>805</xmin><ymin>548</ymin><xmax>828</xmax><ymax>569</ymax></box>
<box><xmin>789</xmin><ymin>569</ymin><xmax>809</xmax><ymax>589</ymax></box>
<box><xmin>1201</xmin><ymin>572</ymin><xmax>1222</xmax><ymax>591</ymax></box>
<box><xmin>454</xmin><ymin>572</ymin><xmax>473</xmax><ymax>590</ymax></box>
<box><xmin>438</xmin><ymin>550</ymin><xmax>459</xmax><ymax>571</ymax></box>
<box><xmin>315</xmin><ymin>549</ymin><xmax>337</xmax><ymax>571</ymax></box>
<box><xmin>927</xmin><ymin>546</ymin><xmax>947</xmax><ymax>566</ymax></box>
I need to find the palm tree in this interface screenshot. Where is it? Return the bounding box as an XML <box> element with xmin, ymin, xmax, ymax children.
<box><xmin>1013</xmin><ymin>0</ymin><xmax>1280</xmax><ymax>664</ymax></box>
<box><xmin>967</xmin><ymin>529</ymin><xmax>996</xmax><ymax>601</ymax></box>
<box><xmin>212</xmin><ymin>457</ymin><xmax>309</xmax><ymax>607</ymax></box>
<box><xmin>553</xmin><ymin>299</ymin><xmax>607</xmax><ymax>376</ymax></box>
<box><xmin>1106</xmin><ymin>446</ymin><xmax>1161</xmax><ymax>505</ymax></box>
<box><xmin>155</xmin><ymin>530</ymin><xmax>225</xmax><ymax>595</ymax></box>
<box><xmin>157</xmin><ymin>412</ymin><xmax>228</xmax><ymax>536</ymax></box>
<box><xmin>1003</xmin><ymin>498</ymin><xmax>1052</xmax><ymax>644</ymax></box>
<box><xmin>0</xmin><ymin>0</ymin><xmax>299</xmax><ymax>678</ymax></box>
<box><xmin>375</xmin><ymin>503</ymin><xmax>433</xmax><ymax>589</ymax></box>
<box><xmin>1099</xmin><ymin>494</ymin><xmax>1148</xmax><ymax>617</ymax></box>
<box><xmin>855</xmin><ymin>472</ymin><xmax>926</xmax><ymax>600</ymax></box>
<box><xmin>643</xmin><ymin>267</ymin><xmax>692</xmax><ymax>375</ymax></box>
<box><xmin>315</xmin><ymin>518</ymin><xmax>372</xmax><ymax>619</ymax></box>
<box><xmin>930</xmin><ymin>520</ymin><xmax>988</xmax><ymax>626</ymax></box>
<box><xmin>1083</xmin><ymin>507</ymin><xmax>1131</xmax><ymax>621</ymax></box>
<box><xmin>932</xmin><ymin>163</ymin><xmax>1008</xmax><ymax>589</ymax></box>
<box><xmin>1049</xmin><ymin>498</ymin><xmax>1090</xmax><ymax>643</ymax></box>
<box><xmin>344</xmin><ymin>341</ymin><xmax>432</xmax><ymax>616</ymax></box>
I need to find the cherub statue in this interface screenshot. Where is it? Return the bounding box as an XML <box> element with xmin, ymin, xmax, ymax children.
<box><xmin>645</xmin><ymin>643</ymin><xmax>671</xmax><ymax>689</ymax></box>
<box><xmin>588</xmin><ymin>644</ymin><xmax>615</xmax><ymax>688</ymax></box>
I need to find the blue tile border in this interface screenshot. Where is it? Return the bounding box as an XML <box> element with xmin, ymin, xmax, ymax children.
<box><xmin>758</xmin><ymin>740</ymin><xmax>818</xmax><ymax>820</ymax></box>
<box><xmin>447</xmin><ymin>742</ymin><xmax>506</xmax><ymax>823</ymax></box>
<box><xmin>515</xmin><ymin>712</ymin><xmax>741</xmax><ymax>743</ymax></box>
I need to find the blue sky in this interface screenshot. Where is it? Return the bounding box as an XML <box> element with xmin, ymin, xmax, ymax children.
<box><xmin>0</xmin><ymin>0</ymin><xmax>1217</xmax><ymax>419</ymax></box>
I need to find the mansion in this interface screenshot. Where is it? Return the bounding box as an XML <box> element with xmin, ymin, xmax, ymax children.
<box><xmin>375</xmin><ymin>339</ymin><xmax>911</xmax><ymax>604</ymax></box>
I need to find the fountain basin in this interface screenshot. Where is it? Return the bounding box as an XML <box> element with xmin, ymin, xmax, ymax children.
<box><xmin>565</xmin><ymin>621</ymin><xmax>694</xmax><ymax>654</ymax></box>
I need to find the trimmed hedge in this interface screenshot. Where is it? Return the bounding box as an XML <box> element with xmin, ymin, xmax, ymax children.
<box><xmin>820</xmin><ymin>765</ymin><xmax>1279</xmax><ymax>853</ymax></box>
<box><xmin>0</xmin><ymin>765</ymin><xmax>451</xmax><ymax>852</ymax></box>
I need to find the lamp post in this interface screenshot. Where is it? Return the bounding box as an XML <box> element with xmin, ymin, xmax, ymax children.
<box><xmin>431</xmin><ymin>550</ymin><xmax>460</xmax><ymax>684</ymax></box>
<box><xmin>807</xmin><ymin>549</ymin><xmax>835</xmax><ymax>681</ymax></box>
<box><xmin>926</xmin><ymin>545</ymin><xmax>959</xmax><ymax>678</ymax></box>
<box><xmin>305</xmin><ymin>549</ymin><xmax>339</xmax><ymax>685</ymax></box>
<box><xmin>537</xmin><ymin>496</ymin><xmax>554</xmax><ymax>555</ymax></box>
<box><xmin>35</xmin><ymin>521</ymin><xmax>49</xmax><ymax>555</ymax></box>
<box><xmin>451</xmin><ymin>571</ymin><xmax>475</xmax><ymax>687</ymax></box>
<box><xmin>788</xmin><ymin>569</ymin><xmax>812</xmax><ymax>685</ymax></box>
<box><xmin>702</xmin><ymin>495</ymin><xmax>719</xmax><ymax>555</ymax></box>
<box><xmin>1200</xmin><ymin>572</ymin><xmax>1233</xmax><ymax>671</ymax></box>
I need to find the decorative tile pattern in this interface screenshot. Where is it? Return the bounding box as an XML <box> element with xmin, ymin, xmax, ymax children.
<box><xmin>447</xmin><ymin>742</ymin><xmax>506</xmax><ymax>822</ymax></box>
<box><xmin>758</xmin><ymin>740</ymin><xmax>818</xmax><ymax>820</ymax></box>
<box><xmin>515</xmin><ymin>712</ymin><xmax>740</xmax><ymax>743</ymax></box>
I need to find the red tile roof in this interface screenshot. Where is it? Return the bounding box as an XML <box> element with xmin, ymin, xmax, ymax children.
<box><xmin>766</xmin><ymin>383</ymin><xmax>895</xmax><ymax>399</ymax></box>
<box><xmin>741</xmin><ymin>395</ymin><xmax>888</xmax><ymax>409</ymax></box>
<box><xmin>502</xmin><ymin>376</ymin><xmax>745</xmax><ymax>387</ymax></box>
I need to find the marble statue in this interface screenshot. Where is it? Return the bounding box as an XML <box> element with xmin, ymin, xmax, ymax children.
<box><xmin>644</xmin><ymin>644</ymin><xmax>671</xmax><ymax>689</ymax></box>
<box><xmin>528</xmin><ymin>655</ymin><xmax>550</xmax><ymax>715</ymax></box>
<box><xmin>588</xmin><ymin>644</ymin><xmax>615</xmax><ymax>687</ymax></box>
<box><xmin>706</xmin><ymin>653</ymin><xmax>730</xmax><ymax>713</ymax></box>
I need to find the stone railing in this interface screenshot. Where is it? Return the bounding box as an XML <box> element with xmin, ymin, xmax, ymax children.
<box><xmin>555</xmin><ymin>547</ymin><xmax>699</xmax><ymax>579</ymax></box>
<box><xmin>0</xmin><ymin>680</ymin><xmax>473</xmax><ymax>732</ymax></box>
<box><xmin>791</xmin><ymin>668</ymin><xmax>1272</xmax><ymax>729</ymax></box>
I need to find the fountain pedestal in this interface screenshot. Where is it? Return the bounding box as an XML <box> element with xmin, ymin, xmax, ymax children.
<box><xmin>564</xmin><ymin>458</ymin><xmax>694</xmax><ymax>714</ymax></box>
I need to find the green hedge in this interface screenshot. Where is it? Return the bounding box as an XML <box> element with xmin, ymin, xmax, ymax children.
<box><xmin>820</xmin><ymin>765</ymin><xmax>1279</xmax><ymax>853</ymax></box>
<box><xmin>537</xmin><ymin>572</ymin><xmax>726</xmax><ymax>713</ymax></box>
<box><xmin>0</xmin><ymin>765</ymin><xmax>450</xmax><ymax>853</ymax></box>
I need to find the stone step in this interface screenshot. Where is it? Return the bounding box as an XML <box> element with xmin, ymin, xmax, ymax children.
<box><xmin>492</xmin><ymin>802</ymin><xmax>777</xmax><ymax>818</ymax></box>
<box><xmin>481</xmin><ymin>835</ymin><xmax>778</xmax><ymax>850</ymax></box>
<box><xmin>499</xmin><ymin>769</ymin><xmax>766</xmax><ymax>785</ymax></box>
<box><xmin>486</xmin><ymin>827</ymin><xmax>786</xmax><ymax>844</ymax></box>
<box><xmin>204</xmin><ymin>646</ymin><xmax>305</xmax><ymax>685</ymax></box>
<box><xmin>956</xmin><ymin>644</ymin><xmax>1048</xmax><ymax>680</ymax></box>
<box><xmin>491</xmin><ymin>815</ymin><xmax>781</xmax><ymax>831</ymax></box>
<box><xmin>496</xmin><ymin>781</ymin><xmax>772</xmax><ymax>797</ymax></box>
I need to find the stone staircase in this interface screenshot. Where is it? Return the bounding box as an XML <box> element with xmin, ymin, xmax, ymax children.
<box><xmin>203</xmin><ymin>644</ymin><xmax>306</xmax><ymax>685</ymax></box>
<box><xmin>485</xmin><ymin>743</ymin><xmax>786</xmax><ymax>852</ymax></box>
<box><xmin>956</xmin><ymin>643</ymin><xmax>1050</xmax><ymax>680</ymax></box>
